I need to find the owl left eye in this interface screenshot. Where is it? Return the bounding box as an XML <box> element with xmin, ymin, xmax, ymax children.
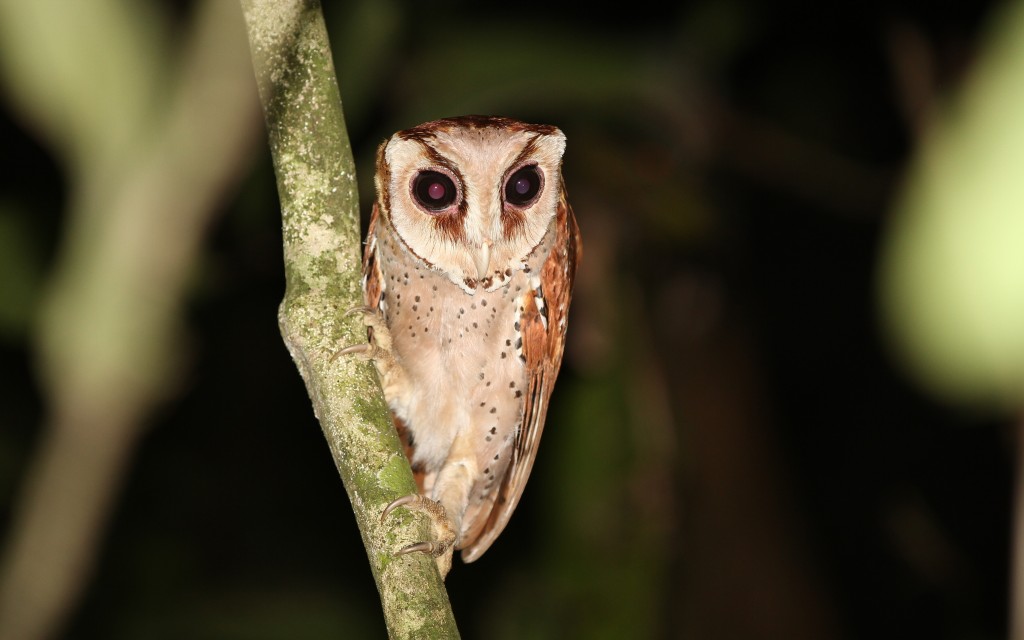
<box><xmin>504</xmin><ymin>165</ymin><xmax>543</xmax><ymax>208</ymax></box>
<box><xmin>412</xmin><ymin>170</ymin><xmax>458</xmax><ymax>212</ymax></box>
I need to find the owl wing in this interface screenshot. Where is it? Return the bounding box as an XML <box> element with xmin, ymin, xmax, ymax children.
<box><xmin>362</xmin><ymin>203</ymin><xmax>384</xmax><ymax>313</ymax></box>
<box><xmin>460</xmin><ymin>187</ymin><xmax>581</xmax><ymax>562</ymax></box>
<box><xmin>362</xmin><ymin>203</ymin><xmax>423</xmax><ymax>484</ymax></box>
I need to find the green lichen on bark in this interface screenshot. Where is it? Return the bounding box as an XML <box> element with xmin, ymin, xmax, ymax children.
<box><xmin>240</xmin><ymin>0</ymin><xmax>459</xmax><ymax>637</ymax></box>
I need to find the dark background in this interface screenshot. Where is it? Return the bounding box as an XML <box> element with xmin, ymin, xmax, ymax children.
<box><xmin>0</xmin><ymin>1</ymin><xmax>1014</xmax><ymax>638</ymax></box>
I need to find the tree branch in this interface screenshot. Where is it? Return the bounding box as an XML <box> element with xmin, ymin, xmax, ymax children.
<box><xmin>239</xmin><ymin>1</ymin><xmax>459</xmax><ymax>637</ymax></box>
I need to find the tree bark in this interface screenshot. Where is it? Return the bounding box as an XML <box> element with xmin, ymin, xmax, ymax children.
<box><xmin>239</xmin><ymin>1</ymin><xmax>459</xmax><ymax>637</ymax></box>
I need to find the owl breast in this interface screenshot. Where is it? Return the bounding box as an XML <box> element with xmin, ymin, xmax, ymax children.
<box><xmin>372</xmin><ymin>212</ymin><xmax>557</xmax><ymax>538</ymax></box>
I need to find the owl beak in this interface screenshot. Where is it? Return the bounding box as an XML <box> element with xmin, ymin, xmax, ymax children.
<box><xmin>475</xmin><ymin>240</ymin><xmax>492</xmax><ymax>281</ymax></box>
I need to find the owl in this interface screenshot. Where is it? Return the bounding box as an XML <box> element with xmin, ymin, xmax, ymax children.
<box><xmin>341</xmin><ymin>115</ymin><xmax>581</xmax><ymax>577</ymax></box>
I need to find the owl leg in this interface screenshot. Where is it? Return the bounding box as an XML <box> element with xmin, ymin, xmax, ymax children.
<box><xmin>381</xmin><ymin>436</ymin><xmax>478</xmax><ymax>579</ymax></box>
<box><xmin>381</xmin><ymin>494</ymin><xmax>457</xmax><ymax>578</ymax></box>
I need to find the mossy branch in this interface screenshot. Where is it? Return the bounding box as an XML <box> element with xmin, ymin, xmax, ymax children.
<box><xmin>239</xmin><ymin>1</ymin><xmax>459</xmax><ymax>637</ymax></box>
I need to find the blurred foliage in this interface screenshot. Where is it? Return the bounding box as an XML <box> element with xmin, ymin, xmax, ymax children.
<box><xmin>0</xmin><ymin>0</ymin><xmax>1019</xmax><ymax>638</ymax></box>
<box><xmin>882</xmin><ymin>0</ymin><xmax>1024</xmax><ymax>407</ymax></box>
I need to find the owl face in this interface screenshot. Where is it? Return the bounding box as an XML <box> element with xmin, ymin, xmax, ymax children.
<box><xmin>375</xmin><ymin>116</ymin><xmax>566</xmax><ymax>293</ymax></box>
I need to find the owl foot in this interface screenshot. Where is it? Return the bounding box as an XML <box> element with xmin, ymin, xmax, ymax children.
<box><xmin>381</xmin><ymin>494</ymin><xmax>457</xmax><ymax>579</ymax></box>
<box><xmin>333</xmin><ymin>306</ymin><xmax>394</xmax><ymax>363</ymax></box>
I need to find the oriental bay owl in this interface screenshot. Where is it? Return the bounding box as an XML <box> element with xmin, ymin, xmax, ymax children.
<box><xmin>343</xmin><ymin>116</ymin><xmax>581</xmax><ymax>577</ymax></box>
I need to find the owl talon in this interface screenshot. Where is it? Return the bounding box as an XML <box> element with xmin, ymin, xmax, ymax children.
<box><xmin>331</xmin><ymin>343</ymin><xmax>369</xmax><ymax>361</ymax></box>
<box><xmin>381</xmin><ymin>493</ymin><xmax>420</xmax><ymax>521</ymax></box>
<box><xmin>381</xmin><ymin>493</ymin><xmax>457</xmax><ymax>578</ymax></box>
<box><xmin>396</xmin><ymin>541</ymin><xmax>436</xmax><ymax>556</ymax></box>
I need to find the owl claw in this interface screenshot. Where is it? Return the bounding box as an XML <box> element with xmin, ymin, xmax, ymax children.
<box><xmin>380</xmin><ymin>493</ymin><xmax>420</xmax><ymax>521</ymax></box>
<box><xmin>333</xmin><ymin>305</ymin><xmax>394</xmax><ymax>364</ymax></box>
<box><xmin>381</xmin><ymin>493</ymin><xmax>457</xmax><ymax>578</ymax></box>
<box><xmin>396</xmin><ymin>541</ymin><xmax>436</xmax><ymax>556</ymax></box>
<box><xmin>331</xmin><ymin>343</ymin><xmax>369</xmax><ymax>361</ymax></box>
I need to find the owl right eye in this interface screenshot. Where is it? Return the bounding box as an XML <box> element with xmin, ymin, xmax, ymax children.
<box><xmin>412</xmin><ymin>171</ymin><xmax>458</xmax><ymax>213</ymax></box>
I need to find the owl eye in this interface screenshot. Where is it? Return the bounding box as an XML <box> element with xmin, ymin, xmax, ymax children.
<box><xmin>504</xmin><ymin>165</ymin><xmax>543</xmax><ymax>208</ymax></box>
<box><xmin>412</xmin><ymin>170</ymin><xmax>458</xmax><ymax>212</ymax></box>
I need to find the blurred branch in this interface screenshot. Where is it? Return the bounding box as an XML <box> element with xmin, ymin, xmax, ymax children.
<box><xmin>710</xmin><ymin>102</ymin><xmax>895</xmax><ymax>217</ymax></box>
<box><xmin>239</xmin><ymin>1</ymin><xmax>459</xmax><ymax>638</ymax></box>
<box><xmin>0</xmin><ymin>0</ymin><xmax>164</xmax><ymax>172</ymax></box>
<box><xmin>0</xmin><ymin>2</ymin><xmax>260</xmax><ymax>639</ymax></box>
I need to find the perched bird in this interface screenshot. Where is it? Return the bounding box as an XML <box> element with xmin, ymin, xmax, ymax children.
<box><xmin>342</xmin><ymin>116</ymin><xmax>580</xmax><ymax>577</ymax></box>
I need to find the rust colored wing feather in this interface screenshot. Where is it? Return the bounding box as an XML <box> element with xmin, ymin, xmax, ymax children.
<box><xmin>362</xmin><ymin>202</ymin><xmax>383</xmax><ymax>314</ymax></box>
<box><xmin>362</xmin><ymin>203</ymin><xmax>424</xmax><ymax>488</ymax></box>
<box><xmin>460</xmin><ymin>186</ymin><xmax>581</xmax><ymax>562</ymax></box>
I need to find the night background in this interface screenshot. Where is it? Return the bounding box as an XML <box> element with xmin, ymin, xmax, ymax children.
<box><xmin>1</xmin><ymin>0</ymin><xmax>1021</xmax><ymax>638</ymax></box>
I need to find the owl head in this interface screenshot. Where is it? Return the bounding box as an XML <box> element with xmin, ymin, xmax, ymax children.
<box><xmin>374</xmin><ymin>115</ymin><xmax>566</xmax><ymax>293</ymax></box>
